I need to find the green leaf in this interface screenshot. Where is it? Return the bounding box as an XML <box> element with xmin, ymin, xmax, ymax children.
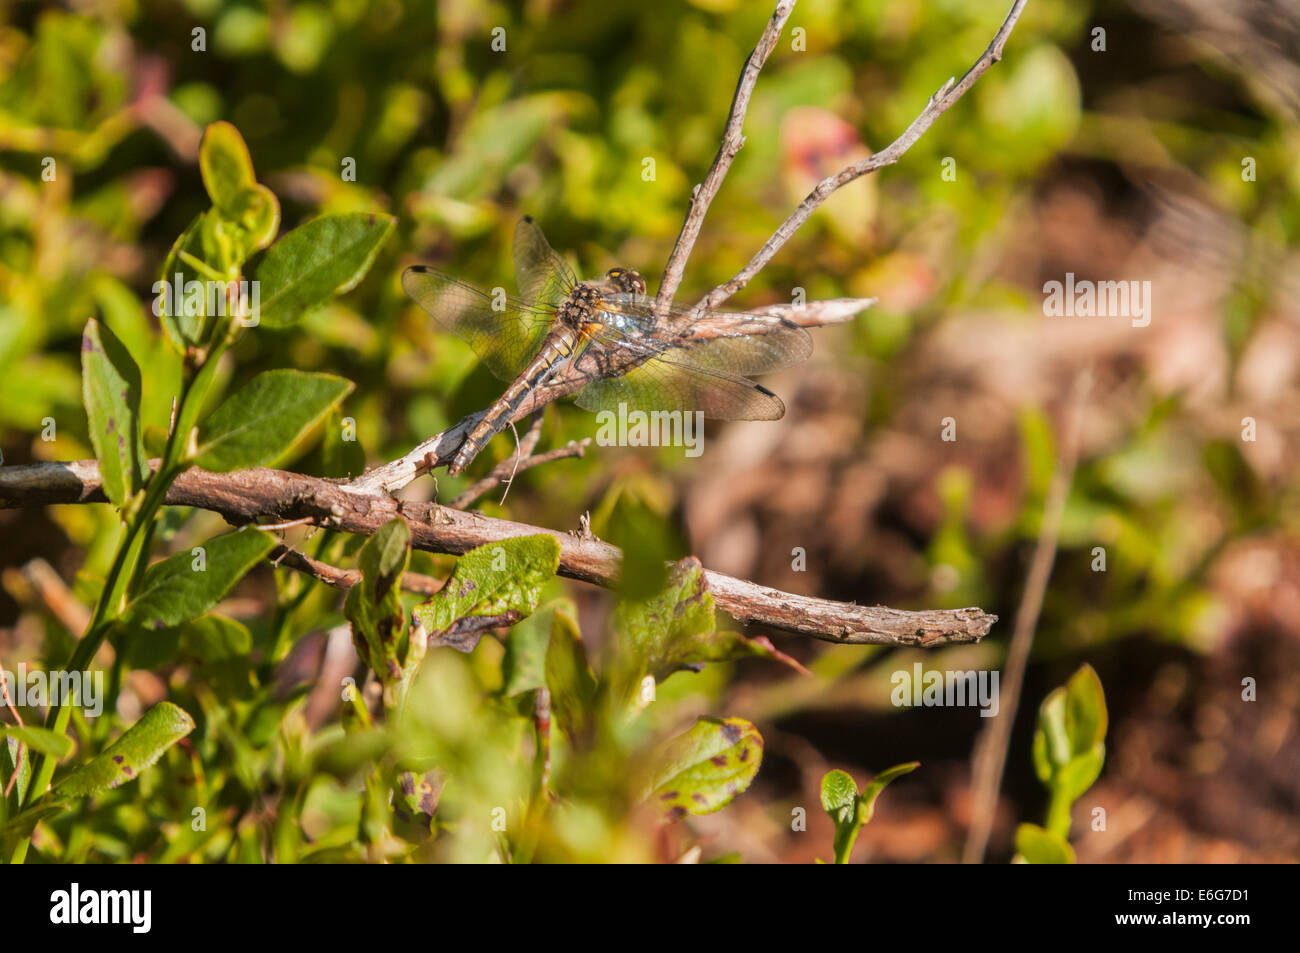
<box><xmin>857</xmin><ymin>761</ymin><xmax>919</xmax><ymax>826</ymax></box>
<box><xmin>612</xmin><ymin>556</ymin><xmax>809</xmax><ymax>693</ymax></box>
<box><xmin>1</xmin><ymin>801</ymin><xmax>68</xmax><ymax>838</ymax></box>
<box><xmin>248</xmin><ymin>213</ymin><xmax>395</xmax><ymax>328</ymax></box>
<box><xmin>198</xmin><ymin>121</ymin><xmax>279</xmax><ymax>259</ymax></box>
<box><xmin>502</xmin><ymin>599</ymin><xmax>573</xmax><ymax>697</ymax></box>
<box><xmin>820</xmin><ymin>762</ymin><xmax>918</xmax><ymax>863</ymax></box>
<box><xmin>194</xmin><ymin>369</ymin><xmax>354</xmax><ymax>471</ymax></box>
<box><xmin>819</xmin><ymin>769</ymin><xmax>858</xmax><ymax>825</ymax></box>
<box><xmin>392</xmin><ymin>767</ymin><xmax>445</xmax><ymax>843</ymax></box>
<box><xmin>412</xmin><ymin>535</ymin><xmax>561</xmax><ymax>653</ymax></box>
<box><xmin>81</xmin><ymin>317</ymin><xmax>146</xmax><ymax>509</ymax></box>
<box><xmin>178</xmin><ymin>614</ymin><xmax>255</xmax><ymax>698</ymax></box>
<box><xmin>0</xmin><ymin>725</ymin><xmax>75</xmax><ymax>760</ymax></box>
<box><xmin>53</xmin><ymin>702</ymin><xmax>195</xmax><ymax>798</ymax></box>
<box><xmin>200</xmin><ymin>121</ymin><xmax>256</xmax><ymax>212</ymax></box>
<box><xmin>1064</xmin><ymin>663</ymin><xmax>1108</xmax><ymax>756</ymax></box>
<box><xmin>645</xmin><ymin>717</ymin><xmax>763</xmax><ymax>818</ymax></box>
<box><xmin>1054</xmin><ymin>744</ymin><xmax>1105</xmax><ymax>804</ymax></box>
<box><xmin>543</xmin><ymin>610</ymin><xmax>597</xmax><ymax>744</ymax></box>
<box><xmin>120</xmin><ymin>526</ymin><xmax>275</xmax><ymax>631</ymax></box>
<box><xmin>344</xmin><ymin>518</ymin><xmax>413</xmax><ymax>683</ymax></box>
<box><xmin>1015</xmin><ymin>822</ymin><xmax>1076</xmax><ymax>864</ymax></box>
<box><xmin>1033</xmin><ymin>687</ymin><xmax>1071</xmax><ymax>779</ymax></box>
<box><xmin>3</xmin><ymin>735</ymin><xmax>31</xmax><ymax>807</ymax></box>
<box><xmin>1033</xmin><ymin>665</ymin><xmax>1107</xmax><ymax>804</ymax></box>
<box><xmin>157</xmin><ymin>212</ymin><xmax>213</xmax><ymax>351</ymax></box>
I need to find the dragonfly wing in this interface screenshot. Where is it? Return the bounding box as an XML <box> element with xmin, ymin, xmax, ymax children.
<box><xmin>666</xmin><ymin>311</ymin><xmax>813</xmax><ymax>376</ymax></box>
<box><xmin>402</xmin><ymin>266</ymin><xmax>552</xmax><ymax>381</ymax></box>
<box><xmin>513</xmin><ymin>217</ymin><xmax>578</xmax><ymax>309</ymax></box>
<box><xmin>602</xmin><ymin>294</ymin><xmax>814</xmax><ymax>375</ymax></box>
<box><xmin>572</xmin><ymin>332</ymin><xmax>787</xmax><ymax>421</ymax></box>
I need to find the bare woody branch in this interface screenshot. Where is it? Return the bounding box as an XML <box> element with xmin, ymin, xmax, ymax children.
<box><xmin>691</xmin><ymin>0</ymin><xmax>1031</xmax><ymax>315</ymax></box>
<box><xmin>0</xmin><ymin>460</ymin><xmax>996</xmax><ymax>648</ymax></box>
<box><xmin>654</xmin><ymin>0</ymin><xmax>796</xmax><ymax>317</ymax></box>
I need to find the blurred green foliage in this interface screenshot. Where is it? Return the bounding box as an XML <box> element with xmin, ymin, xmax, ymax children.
<box><xmin>0</xmin><ymin>0</ymin><xmax>1296</xmax><ymax>862</ymax></box>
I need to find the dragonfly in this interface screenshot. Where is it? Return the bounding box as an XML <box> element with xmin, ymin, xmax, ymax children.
<box><xmin>402</xmin><ymin>217</ymin><xmax>813</xmax><ymax>475</ymax></box>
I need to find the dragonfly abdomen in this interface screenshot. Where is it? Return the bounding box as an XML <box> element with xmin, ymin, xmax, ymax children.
<box><xmin>449</xmin><ymin>326</ymin><xmax>579</xmax><ymax>476</ymax></box>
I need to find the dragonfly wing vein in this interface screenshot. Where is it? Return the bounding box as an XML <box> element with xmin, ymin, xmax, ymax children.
<box><xmin>402</xmin><ymin>266</ymin><xmax>554</xmax><ymax>381</ymax></box>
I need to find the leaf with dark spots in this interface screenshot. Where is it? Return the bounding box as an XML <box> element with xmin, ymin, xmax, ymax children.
<box><xmin>413</xmin><ymin>536</ymin><xmax>559</xmax><ymax>646</ymax></box>
<box><xmin>54</xmin><ymin>703</ymin><xmax>195</xmax><ymax>799</ymax></box>
<box><xmin>643</xmin><ymin>717</ymin><xmax>763</xmax><ymax>818</ymax></box>
<box><xmin>392</xmin><ymin>767</ymin><xmax>445</xmax><ymax>842</ymax></box>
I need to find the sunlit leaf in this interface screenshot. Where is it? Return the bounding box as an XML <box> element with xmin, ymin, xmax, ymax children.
<box><xmin>120</xmin><ymin>526</ymin><xmax>275</xmax><ymax>631</ymax></box>
<box><xmin>1015</xmin><ymin>822</ymin><xmax>1076</xmax><ymax>865</ymax></box>
<box><xmin>194</xmin><ymin>369</ymin><xmax>353</xmax><ymax>471</ymax></box>
<box><xmin>249</xmin><ymin>213</ymin><xmax>395</xmax><ymax>328</ymax></box>
<box><xmin>412</xmin><ymin>535</ymin><xmax>560</xmax><ymax>653</ymax></box>
<box><xmin>0</xmin><ymin>725</ymin><xmax>75</xmax><ymax>760</ymax></box>
<box><xmin>645</xmin><ymin>717</ymin><xmax>763</xmax><ymax>818</ymax></box>
<box><xmin>54</xmin><ymin>702</ymin><xmax>195</xmax><ymax>798</ymax></box>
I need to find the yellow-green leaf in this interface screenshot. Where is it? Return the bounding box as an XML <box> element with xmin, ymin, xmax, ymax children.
<box><xmin>645</xmin><ymin>717</ymin><xmax>763</xmax><ymax>818</ymax></box>
<box><xmin>194</xmin><ymin>369</ymin><xmax>353</xmax><ymax>471</ymax></box>
<box><xmin>53</xmin><ymin>702</ymin><xmax>195</xmax><ymax>798</ymax></box>
<box><xmin>81</xmin><ymin>317</ymin><xmax>146</xmax><ymax>509</ymax></box>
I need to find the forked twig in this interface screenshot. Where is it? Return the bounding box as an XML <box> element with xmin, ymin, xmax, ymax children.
<box><xmin>654</xmin><ymin>0</ymin><xmax>796</xmax><ymax>317</ymax></box>
<box><xmin>355</xmin><ymin>0</ymin><xmax>1029</xmax><ymax>491</ymax></box>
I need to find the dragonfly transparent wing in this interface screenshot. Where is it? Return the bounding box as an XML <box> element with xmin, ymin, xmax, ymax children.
<box><xmin>594</xmin><ymin>294</ymin><xmax>813</xmax><ymax>376</ymax></box>
<box><xmin>513</xmin><ymin>216</ymin><xmax>578</xmax><ymax>309</ymax></box>
<box><xmin>402</xmin><ymin>266</ymin><xmax>554</xmax><ymax>381</ymax></box>
<box><xmin>572</xmin><ymin>328</ymin><xmax>790</xmax><ymax>421</ymax></box>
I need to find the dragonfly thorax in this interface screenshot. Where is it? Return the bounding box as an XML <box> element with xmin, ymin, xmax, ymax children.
<box><xmin>556</xmin><ymin>283</ymin><xmax>605</xmax><ymax>330</ymax></box>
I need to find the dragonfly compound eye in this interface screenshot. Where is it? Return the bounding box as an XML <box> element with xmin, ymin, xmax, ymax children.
<box><xmin>607</xmin><ymin>268</ymin><xmax>647</xmax><ymax>295</ymax></box>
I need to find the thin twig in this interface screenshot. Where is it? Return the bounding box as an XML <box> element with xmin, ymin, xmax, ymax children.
<box><xmin>0</xmin><ymin>460</ymin><xmax>997</xmax><ymax>648</ymax></box>
<box><xmin>268</xmin><ymin>544</ymin><xmax>446</xmax><ymax>596</ymax></box>
<box><xmin>690</xmin><ymin>0</ymin><xmax>1031</xmax><ymax>316</ymax></box>
<box><xmin>450</xmin><ymin>438</ymin><xmax>592</xmax><ymax>510</ymax></box>
<box><xmin>962</xmin><ymin>368</ymin><xmax>1093</xmax><ymax>864</ymax></box>
<box><xmin>355</xmin><ymin>2</ymin><xmax>1025</xmax><ymax>495</ymax></box>
<box><xmin>654</xmin><ymin>0</ymin><xmax>796</xmax><ymax>317</ymax></box>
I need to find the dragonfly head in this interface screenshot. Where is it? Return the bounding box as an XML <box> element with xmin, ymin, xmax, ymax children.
<box><xmin>605</xmin><ymin>267</ymin><xmax>647</xmax><ymax>296</ymax></box>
